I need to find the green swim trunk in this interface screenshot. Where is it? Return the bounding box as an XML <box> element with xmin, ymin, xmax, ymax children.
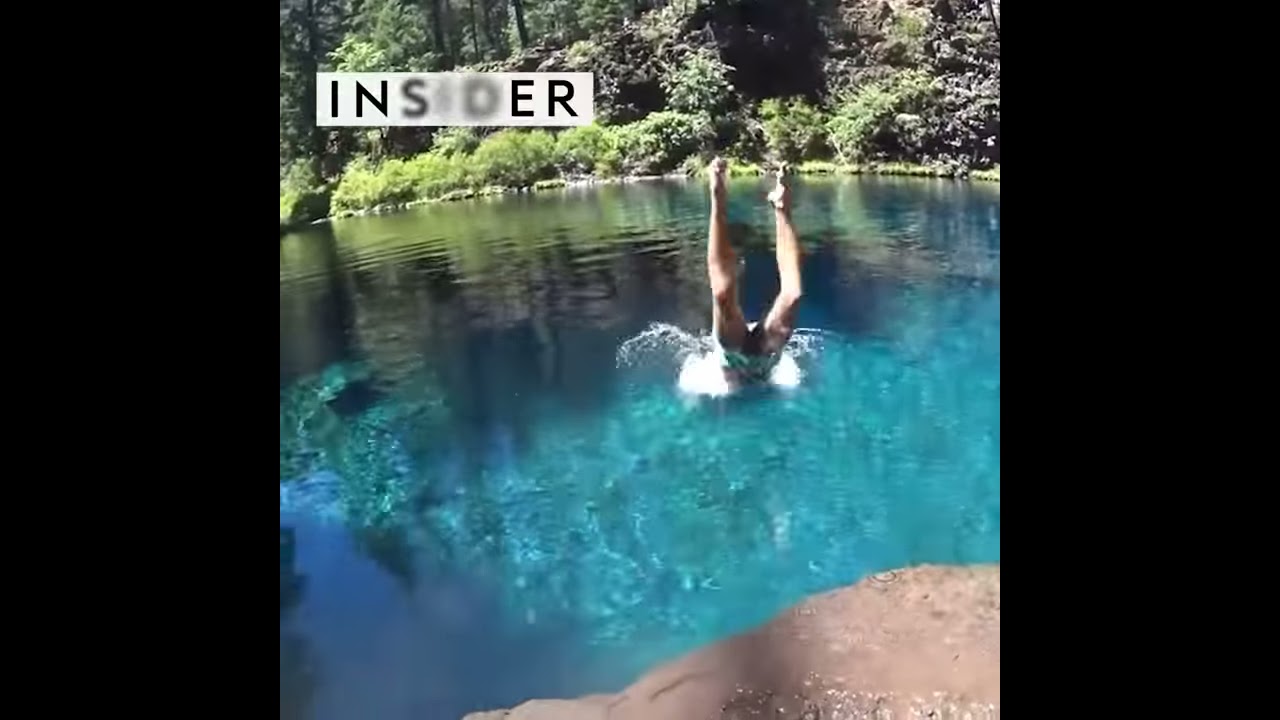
<box><xmin>715</xmin><ymin>323</ymin><xmax>781</xmax><ymax>383</ymax></box>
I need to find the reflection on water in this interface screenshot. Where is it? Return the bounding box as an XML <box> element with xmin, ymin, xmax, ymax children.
<box><xmin>280</xmin><ymin>176</ymin><xmax>1000</xmax><ymax>720</ymax></box>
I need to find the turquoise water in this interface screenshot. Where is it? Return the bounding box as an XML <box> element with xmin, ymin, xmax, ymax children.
<box><xmin>279</xmin><ymin>176</ymin><xmax>999</xmax><ymax>720</ymax></box>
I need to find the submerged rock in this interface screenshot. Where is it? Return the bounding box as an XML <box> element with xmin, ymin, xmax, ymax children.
<box><xmin>462</xmin><ymin>563</ymin><xmax>999</xmax><ymax>720</ymax></box>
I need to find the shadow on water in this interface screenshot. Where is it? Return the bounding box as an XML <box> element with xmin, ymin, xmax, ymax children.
<box><xmin>279</xmin><ymin>176</ymin><xmax>1000</xmax><ymax>719</ymax></box>
<box><xmin>281</xmin><ymin>514</ymin><xmax>616</xmax><ymax>720</ymax></box>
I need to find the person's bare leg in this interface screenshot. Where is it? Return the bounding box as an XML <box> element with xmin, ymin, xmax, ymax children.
<box><xmin>762</xmin><ymin>164</ymin><xmax>802</xmax><ymax>353</ymax></box>
<box><xmin>707</xmin><ymin>157</ymin><xmax>748</xmax><ymax>349</ymax></box>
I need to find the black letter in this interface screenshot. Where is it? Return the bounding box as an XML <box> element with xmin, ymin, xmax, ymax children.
<box><xmin>463</xmin><ymin>76</ymin><xmax>500</xmax><ymax>119</ymax></box>
<box><xmin>356</xmin><ymin>81</ymin><xmax>388</xmax><ymax>118</ymax></box>
<box><xmin>331</xmin><ymin>80</ymin><xmax>339</xmax><ymax>118</ymax></box>
<box><xmin>402</xmin><ymin>79</ymin><xmax>429</xmax><ymax>118</ymax></box>
<box><xmin>549</xmin><ymin>80</ymin><xmax>577</xmax><ymax>117</ymax></box>
<box><xmin>511</xmin><ymin>79</ymin><xmax>534</xmax><ymax>117</ymax></box>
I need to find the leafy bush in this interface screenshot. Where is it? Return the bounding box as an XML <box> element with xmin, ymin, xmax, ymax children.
<box><xmin>760</xmin><ymin>98</ymin><xmax>829</xmax><ymax>162</ymax></box>
<box><xmin>470</xmin><ymin>129</ymin><xmax>558</xmax><ymax>188</ymax></box>
<box><xmin>330</xmin><ymin>36</ymin><xmax>389</xmax><ymax>73</ymax></box>
<box><xmin>881</xmin><ymin>8</ymin><xmax>929</xmax><ymax>65</ymax></box>
<box><xmin>431</xmin><ymin>127</ymin><xmax>480</xmax><ymax>157</ymax></box>
<box><xmin>406</xmin><ymin>151</ymin><xmax>473</xmax><ymax>199</ymax></box>
<box><xmin>330</xmin><ymin>156</ymin><xmax>420</xmax><ymax>213</ymax></box>
<box><xmin>595</xmin><ymin>142</ymin><xmax>625</xmax><ymax>177</ymax></box>
<box><xmin>827</xmin><ymin>69</ymin><xmax>938</xmax><ymax>163</ymax></box>
<box><xmin>280</xmin><ymin>160</ymin><xmax>332</xmax><ymax>224</ymax></box>
<box><xmin>555</xmin><ymin>124</ymin><xmax>616</xmax><ymax>175</ymax></box>
<box><xmin>637</xmin><ymin>2</ymin><xmax>695</xmax><ymax>46</ymax></box>
<box><xmin>661</xmin><ymin>46</ymin><xmax>734</xmax><ymax>117</ymax></box>
<box><xmin>578</xmin><ymin>0</ymin><xmax>628</xmax><ymax>36</ymax></box>
<box><xmin>610</xmin><ymin>111</ymin><xmax>709</xmax><ymax>174</ymax></box>
<box><xmin>794</xmin><ymin>160</ymin><xmax>844</xmax><ymax>174</ymax></box>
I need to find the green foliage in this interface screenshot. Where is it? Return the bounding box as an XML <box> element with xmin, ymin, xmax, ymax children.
<box><xmin>470</xmin><ymin>129</ymin><xmax>558</xmax><ymax>187</ymax></box>
<box><xmin>595</xmin><ymin>142</ymin><xmax>625</xmax><ymax>178</ymax></box>
<box><xmin>827</xmin><ymin>69</ymin><xmax>939</xmax><ymax>163</ymax></box>
<box><xmin>794</xmin><ymin>160</ymin><xmax>844</xmax><ymax>174</ymax></box>
<box><xmin>564</xmin><ymin>39</ymin><xmax>599</xmax><ymax>68</ymax></box>
<box><xmin>329</xmin><ymin>151</ymin><xmax>474</xmax><ymax>213</ymax></box>
<box><xmin>637</xmin><ymin>2</ymin><xmax>694</xmax><ymax>46</ymax></box>
<box><xmin>555</xmin><ymin>124</ymin><xmax>616</xmax><ymax>175</ymax></box>
<box><xmin>328</xmin><ymin>129</ymin><xmax>563</xmax><ymax>213</ymax></box>
<box><xmin>279</xmin><ymin>0</ymin><xmax>1002</xmax><ymax>221</ymax></box>
<box><xmin>431</xmin><ymin>127</ymin><xmax>480</xmax><ymax>157</ymax></box>
<box><xmin>330</xmin><ymin>156</ymin><xmax>420</xmax><ymax>212</ymax></box>
<box><xmin>525</xmin><ymin>0</ymin><xmax>583</xmax><ymax>45</ymax></box>
<box><xmin>610</xmin><ymin>111</ymin><xmax>710</xmax><ymax>175</ymax></box>
<box><xmin>330</xmin><ymin>36</ymin><xmax>389</xmax><ymax>72</ymax></box>
<box><xmin>407</xmin><ymin>152</ymin><xmax>475</xmax><ymax>198</ymax></box>
<box><xmin>660</xmin><ymin>46</ymin><xmax>734</xmax><ymax>117</ymax></box>
<box><xmin>280</xmin><ymin>160</ymin><xmax>332</xmax><ymax>225</ymax></box>
<box><xmin>345</xmin><ymin>0</ymin><xmax>435</xmax><ymax>71</ymax></box>
<box><xmin>578</xmin><ymin>0</ymin><xmax>630</xmax><ymax>36</ymax></box>
<box><xmin>972</xmin><ymin>165</ymin><xmax>1000</xmax><ymax>182</ymax></box>
<box><xmin>882</xmin><ymin>7</ymin><xmax>929</xmax><ymax>65</ymax></box>
<box><xmin>279</xmin><ymin>0</ymin><xmax>346</xmax><ymax>173</ymax></box>
<box><xmin>759</xmin><ymin>97</ymin><xmax>829</xmax><ymax>162</ymax></box>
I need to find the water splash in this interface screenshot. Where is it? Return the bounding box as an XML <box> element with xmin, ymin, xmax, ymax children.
<box><xmin>616</xmin><ymin>322</ymin><xmax>831</xmax><ymax>397</ymax></box>
<box><xmin>615</xmin><ymin>322</ymin><xmax>712</xmax><ymax>370</ymax></box>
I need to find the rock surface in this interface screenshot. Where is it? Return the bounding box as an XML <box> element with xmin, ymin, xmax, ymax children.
<box><xmin>463</xmin><ymin>564</ymin><xmax>999</xmax><ymax>720</ymax></box>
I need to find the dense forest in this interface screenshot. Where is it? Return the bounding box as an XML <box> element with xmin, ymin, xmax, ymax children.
<box><xmin>280</xmin><ymin>0</ymin><xmax>1000</xmax><ymax>226</ymax></box>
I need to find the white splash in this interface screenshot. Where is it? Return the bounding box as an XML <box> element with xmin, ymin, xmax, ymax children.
<box><xmin>617</xmin><ymin>322</ymin><xmax>826</xmax><ymax>397</ymax></box>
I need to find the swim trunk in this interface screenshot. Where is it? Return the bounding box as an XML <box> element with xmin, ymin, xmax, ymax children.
<box><xmin>715</xmin><ymin>322</ymin><xmax>781</xmax><ymax>384</ymax></box>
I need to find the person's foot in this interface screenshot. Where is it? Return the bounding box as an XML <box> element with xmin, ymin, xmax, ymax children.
<box><xmin>767</xmin><ymin>162</ymin><xmax>790</xmax><ymax>212</ymax></box>
<box><xmin>709</xmin><ymin>156</ymin><xmax>728</xmax><ymax>201</ymax></box>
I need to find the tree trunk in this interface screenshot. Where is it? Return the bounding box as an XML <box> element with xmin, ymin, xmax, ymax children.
<box><xmin>469</xmin><ymin>0</ymin><xmax>481</xmax><ymax>60</ymax></box>
<box><xmin>442</xmin><ymin>0</ymin><xmax>459</xmax><ymax>67</ymax></box>
<box><xmin>511</xmin><ymin>0</ymin><xmax>529</xmax><ymax>49</ymax></box>
<box><xmin>426</xmin><ymin>0</ymin><xmax>452</xmax><ymax>68</ymax></box>
<box><xmin>480</xmin><ymin>0</ymin><xmax>501</xmax><ymax>56</ymax></box>
<box><xmin>303</xmin><ymin>0</ymin><xmax>325</xmax><ymax>160</ymax></box>
<box><xmin>984</xmin><ymin>0</ymin><xmax>998</xmax><ymax>38</ymax></box>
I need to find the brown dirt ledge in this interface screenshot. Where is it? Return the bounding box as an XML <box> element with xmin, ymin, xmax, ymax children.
<box><xmin>463</xmin><ymin>563</ymin><xmax>999</xmax><ymax>720</ymax></box>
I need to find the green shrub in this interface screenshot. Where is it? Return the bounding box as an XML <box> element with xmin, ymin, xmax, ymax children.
<box><xmin>596</xmin><ymin>143</ymin><xmax>625</xmax><ymax>177</ymax></box>
<box><xmin>827</xmin><ymin>69</ymin><xmax>939</xmax><ymax>163</ymax></box>
<box><xmin>882</xmin><ymin>8</ymin><xmax>929</xmax><ymax>65</ymax></box>
<box><xmin>280</xmin><ymin>160</ymin><xmax>332</xmax><ymax>224</ymax></box>
<box><xmin>760</xmin><ymin>98</ymin><xmax>829</xmax><ymax>162</ymax></box>
<box><xmin>406</xmin><ymin>151</ymin><xmax>473</xmax><ymax>199</ymax></box>
<box><xmin>794</xmin><ymin>160</ymin><xmax>844</xmax><ymax>174</ymax></box>
<box><xmin>660</xmin><ymin>46</ymin><xmax>734</xmax><ymax>117</ymax></box>
<box><xmin>972</xmin><ymin>165</ymin><xmax>1000</xmax><ymax>182</ymax></box>
<box><xmin>330</xmin><ymin>156</ymin><xmax>418</xmax><ymax>213</ymax></box>
<box><xmin>610</xmin><ymin>111</ymin><xmax>709</xmax><ymax>175</ymax></box>
<box><xmin>431</xmin><ymin>127</ymin><xmax>480</xmax><ymax>157</ymax></box>
<box><xmin>555</xmin><ymin>124</ymin><xmax>616</xmax><ymax>175</ymax></box>
<box><xmin>470</xmin><ymin>129</ymin><xmax>558</xmax><ymax>188</ymax></box>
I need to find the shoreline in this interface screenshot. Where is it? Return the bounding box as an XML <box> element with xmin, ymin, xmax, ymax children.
<box><xmin>280</xmin><ymin>162</ymin><xmax>1000</xmax><ymax>234</ymax></box>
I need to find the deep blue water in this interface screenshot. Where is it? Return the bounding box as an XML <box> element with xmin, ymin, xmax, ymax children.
<box><xmin>279</xmin><ymin>176</ymin><xmax>1000</xmax><ymax>720</ymax></box>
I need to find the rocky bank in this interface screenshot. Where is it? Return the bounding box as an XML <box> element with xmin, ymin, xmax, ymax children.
<box><xmin>464</xmin><ymin>563</ymin><xmax>999</xmax><ymax>720</ymax></box>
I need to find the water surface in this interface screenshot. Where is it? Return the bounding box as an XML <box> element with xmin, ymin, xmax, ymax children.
<box><xmin>279</xmin><ymin>176</ymin><xmax>1000</xmax><ymax>720</ymax></box>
